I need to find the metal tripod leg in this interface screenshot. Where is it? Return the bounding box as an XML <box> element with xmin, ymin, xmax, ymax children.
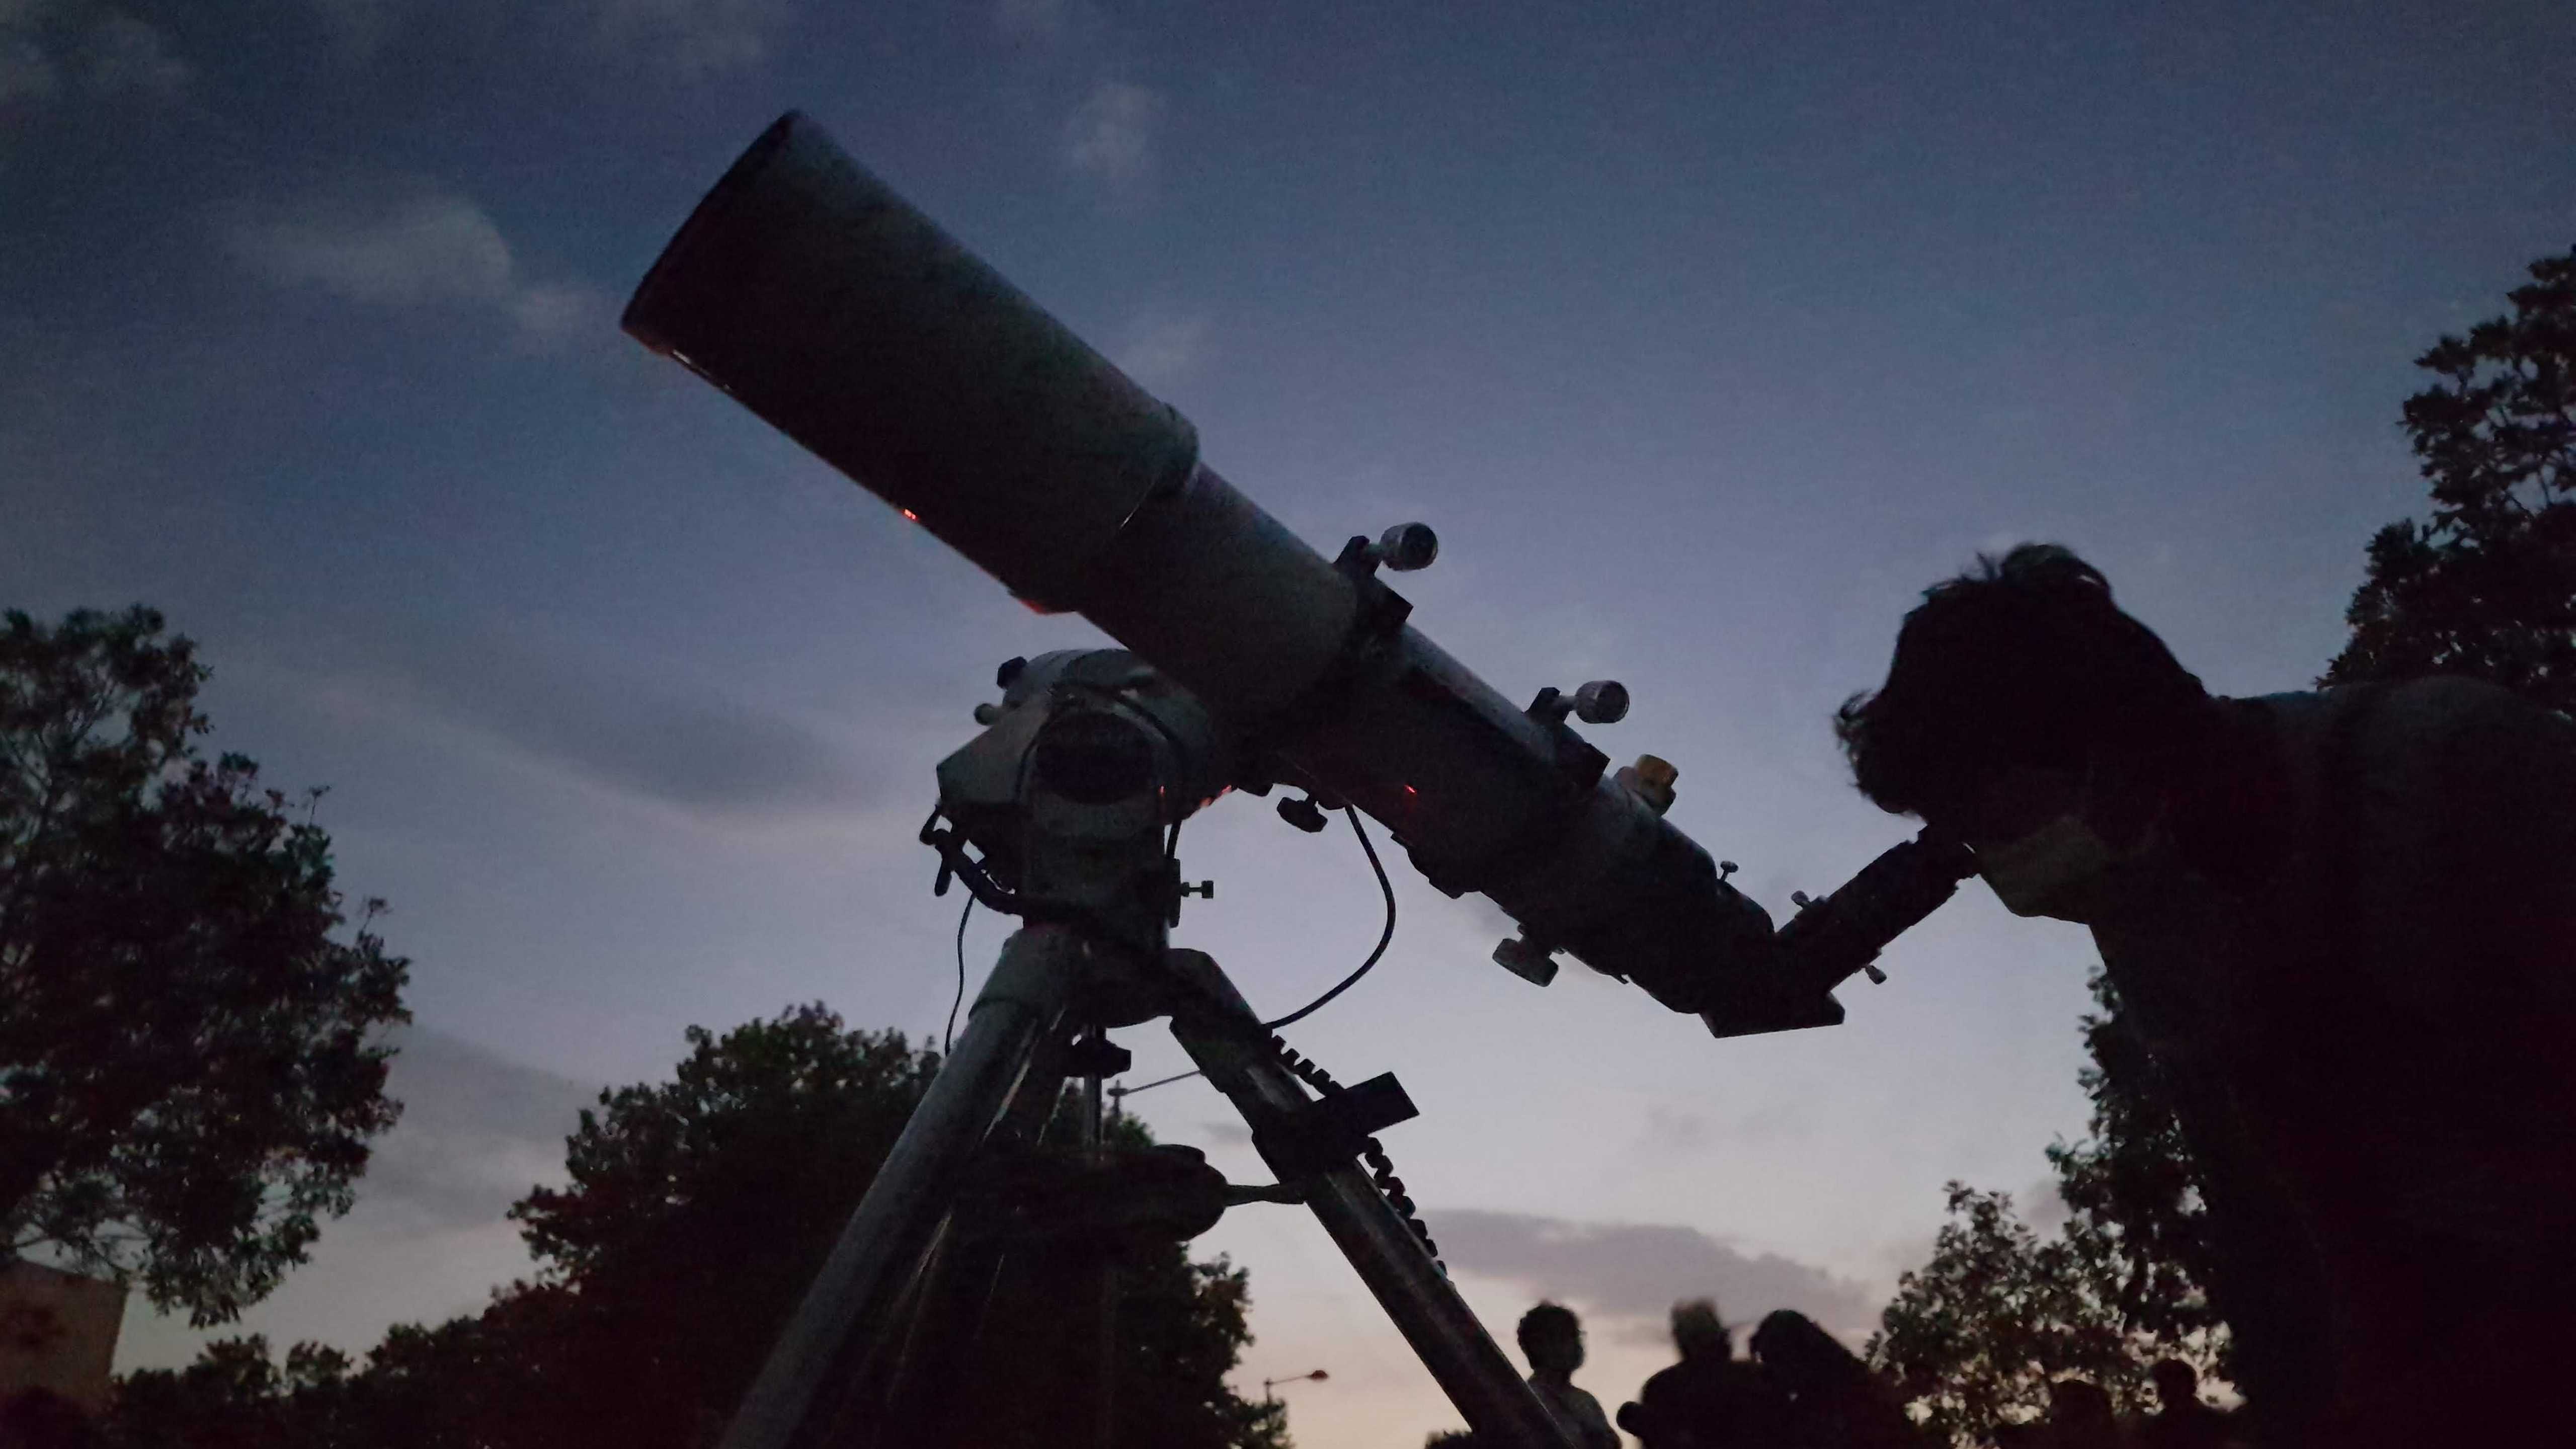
<box><xmin>1163</xmin><ymin>949</ymin><xmax>1582</xmax><ymax>1449</ymax></box>
<box><xmin>717</xmin><ymin>925</ymin><xmax>1084</xmax><ymax>1449</ymax></box>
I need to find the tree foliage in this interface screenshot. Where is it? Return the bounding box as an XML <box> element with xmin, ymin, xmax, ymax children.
<box><xmin>1870</xmin><ymin>978</ymin><xmax>2225</xmax><ymax>1447</ymax></box>
<box><xmin>1</xmin><ymin>606</ymin><xmax>409</xmax><ymax>1325</ymax></box>
<box><xmin>2039</xmin><ymin>972</ymin><xmax>2223</xmax><ymax>1370</ymax></box>
<box><xmin>1869</xmin><ymin>1183</ymin><xmax>2133</xmax><ymax>1445</ymax></box>
<box><xmin>2326</xmin><ymin>246</ymin><xmax>2576</xmax><ymax>711</ymax></box>
<box><xmin>106</xmin><ymin>1004</ymin><xmax>1287</xmax><ymax>1449</ymax></box>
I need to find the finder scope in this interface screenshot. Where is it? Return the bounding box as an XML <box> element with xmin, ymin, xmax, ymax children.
<box><xmin>623</xmin><ymin>112</ymin><xmax>1966</xmax><ymax>1035</ymax></box>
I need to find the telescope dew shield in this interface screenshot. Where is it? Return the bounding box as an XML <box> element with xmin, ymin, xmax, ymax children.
<box><xmin>625</xmin><ymin>112</ymin><xmax>1359</xmax><ymax>717</ymax></box>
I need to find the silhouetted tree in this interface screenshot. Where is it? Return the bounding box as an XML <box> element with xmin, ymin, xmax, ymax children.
<box><xmin>1869</xmin><ymin>976</ymin><xmax>2230</xmax><ymax>1445</ymax></box>
<box><xmin>2325</xmin><ymin>246</ymin><xmax>2576</xmax><ymax>710</ymax></box>
<box><xmin>1867</xmin><ymin>1183</ymin><xmax>2140</xmax><ymax>1446</ymax></box>
<box><xmin>2040</xmin><ymin>972</ymin><xmax>2226</xmax><ymax>1372</ymax></box>
<box><xmin>1</xmin><ymin>606</ymin><xmax>409</xmax><ymax>1326</ymax></box>
<box><xmin>105</xmin><ymin>1004</ymin><xmax>1285</xmax><ymax>1449</ymax></box>
<box><xmin>108</xmin><ymin>1336</ymin><xmax>355</xmax><ymax>1448</ymax></box>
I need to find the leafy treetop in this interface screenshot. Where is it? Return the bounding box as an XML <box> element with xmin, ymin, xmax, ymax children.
<box><xmin>1</xmin><ymin>605</ymin><xmax>408</xmax><ymax>1326</ymax></box>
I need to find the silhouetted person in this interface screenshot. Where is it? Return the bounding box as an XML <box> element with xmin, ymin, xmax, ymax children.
<box><xmin>0</xmin><ymin>1391</ymin><xmax>95</xmax><ymax>1449</ymax></box>
<box><xmin>2037</xmin><ymin>1379</ymin><xmax>2117</xmax><ymax>1449</ymax></box>
<box><xmin>2139</xmin><ymin>1360</ymin><xmax>2232</xmax><ymax>1449</ymax></box>
<box><xmin>1515</xmin><ymin>1302</ymin><xmax>1619</xmax><ymax>1449</ymax></box>
<box><xmin>1617</xmin><ymin>1299</ymin><xmax>1787</xmax><ymax>1449</ymax></box>
<box><xmin>1747</xmin><ymin>1309</ymin><xmax>1918</xmax><ymax>1449</ymax></box>
<box><xmin>1838</xmin><ymin>544</ymin><xmax>2576</xmax><ymax>1445</ymax></box>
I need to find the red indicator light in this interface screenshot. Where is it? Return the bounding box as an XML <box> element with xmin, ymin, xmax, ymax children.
<box><xmin>900</xmin><ymin>508</ymin><xmax>920</xmax><ymax>522</ymax></box>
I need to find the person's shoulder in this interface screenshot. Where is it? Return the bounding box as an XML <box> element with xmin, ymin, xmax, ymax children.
<box><xmin>2240</xmin><ymin>677</ymin><xmax>2572</xmax><ymax>786</ymax></box>
<box><xmin>2364</xmin><ymin>674</ymin><xmax>2564</xmax><ymax>734</ymax></box>
<box><xmin>2231</xmin><ymin>675</ymin><xmax>2551</xmax><ymax>725</ymax></box>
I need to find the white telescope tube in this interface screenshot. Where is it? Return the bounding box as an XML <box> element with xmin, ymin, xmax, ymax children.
<box><xmin>626</xmin><ymin>112</ymin><xmax>1812</xmax><ymax>1026</ymax></box>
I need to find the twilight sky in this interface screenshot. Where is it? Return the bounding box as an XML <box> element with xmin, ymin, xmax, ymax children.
<box><xmin>7</xmin><ymin>1</ymin><xmax>2573</xmax><ymax>1443</ymax></box>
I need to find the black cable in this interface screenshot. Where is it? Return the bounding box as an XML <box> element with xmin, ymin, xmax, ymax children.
<box><xmin>1108</xmin><ymin>1067</ymin><xmax>1203</xmax><ymax>1099</ymax></box>
<box><xmin>946</xmin><ymin>895</ymin><xmax>972</xmax><ymax>1056</ymax></box>
<box><xmin>1102</xmin><ymin>804</ymin><xmax>1400</xmax><ymax>1100</ymax></box>
<box><xmin>1262</xmin><ymin>806</ymin><xmax>1397</xmax><ymax>1030</ymax></box>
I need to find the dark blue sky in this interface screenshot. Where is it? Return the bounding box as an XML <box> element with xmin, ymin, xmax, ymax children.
<box><xmin>8</xmin><ymin>1</ymin><xmax>2571</xmax><ymax>1440</ymax></box>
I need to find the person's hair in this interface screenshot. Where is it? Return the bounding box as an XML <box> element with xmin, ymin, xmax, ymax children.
<box><xmin>1669</xmin><ymin>1299</ymin><xmax>1727</xmax><ymax>1357</ymax></box>
<box><xmin>1747</xmin><ymin>1310</ymin><xmax>1865</xmax><ymax>1390</ymax></box>
<box><xmin>1834</xmin><ymin>544</ymin><xmax>2209</xmax><ymax>823</ymax></box>
<box><xmin>2049</xmin><ymin>1377</ymin><xmax>2117</xmax><ymax>1427</ymax></box>
<box><xmin>1515</xmin><ymin>1301</ymin><xmax>1581</xmax><ymax>1358</ymax></box>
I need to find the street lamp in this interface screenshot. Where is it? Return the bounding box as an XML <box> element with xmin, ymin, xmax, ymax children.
<box><xmin>1260</xmin><ymin>1369</ymin><xmax>1330</xmax><ymax>1401</ymax></box>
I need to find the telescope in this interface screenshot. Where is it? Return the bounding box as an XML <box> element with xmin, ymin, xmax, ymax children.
<box><xmin>623</xmin><ymin>113</ymin><xmax>1977</xmax><ymax>1449</ymax></box>
<box><xmin>625</xmin><ymin>112</ymin><xmax>1971</xmax><ymax>1035</ymax></box>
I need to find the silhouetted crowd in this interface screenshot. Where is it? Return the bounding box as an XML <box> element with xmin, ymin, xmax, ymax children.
<box><xmin>1474</xmin><ymin>1300</ymin><xmax>2249</xmax><ymax>1449</ymax></box>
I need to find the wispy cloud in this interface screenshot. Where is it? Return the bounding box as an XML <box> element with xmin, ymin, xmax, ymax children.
<box><xmin>293</xmin><ymin>0</ymin><xmax>787</xmax><ymax>75</ymax></box>
<box><xmin>0</xmin><ymin>3</ymin><xmax>186</xmax><ymax>105</ymax></box>
<box><xmin>362</xmin><ymin>1026</ymin><xmax>593</xmax><ymax>1232</ymax></box>
<box><xmin>289</xmin><ymin>621</ymin><xmax>900</xmax><ymax>826</ymax></box>
<box><xmin>992</xmin><ymin>0</ymin><xmax>1064</xmax><ymax>45</ymax></box>
<box><xmin>222</xmin><ymin>191</ymin><xmax>605</xmax><ymax>345</ymax></box>
<box><xmin>227</xmin><ymin>193</ymin><xmax>512</xmax><ymax>305</ymax></box>
<box><xmin>300</xmin><ymin>0</ymin><xmax>404</xmax><ymax>62</ymax></box>
<box><xmin>117</xmin><ymin>1026</ymin><xmax>593</xmax><ymax>1373</ymax></box>
<box><xmin>1434</xmin><ymin>1209</ymin><xmax>1882</xmax><ymax>1347</ymax></box>
<box><xmin>1064</xmin><ymin>79</ymin><xmax>1161</xmax><ymax>188</ymax></box>
<box><xmin>79</xmin><ymin>10</ymin><xmax>184</xmax><ymax>96</ymax></box>
<box><xmin>592</xmin><ymin>0</ymin><xmax>786</xmax><ymax>76</ymax></box>
<box><xmin>1113</xmin><ymin>309</ymin><xmax>1210</xmax><ymax>389</ymax></box>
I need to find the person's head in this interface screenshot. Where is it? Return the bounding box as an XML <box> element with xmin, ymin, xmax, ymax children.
<box><xmin>2046</xmin><ymin>1377</ymin><xmax>2115</xmax><ymax>1429</ymax></box>
<box><xmin>1835</xmin><ymin>544</ymin><xmax>2211</xmax><ymax>920</ymax></box>
<box><xmin>1747</xmin><ymin>1310</ymin><xmax>1864</xmax><ymax>1390</ymax></box>
<box><xmin>2150</xmin><ymin>1358</ymin><xmax>2200</xmax><ymax>1411</ymax></box>
<box><xmin>1516</xmin><ymin>1302</ymin><xmax>1584</xmax><ymax>1376</ymax></box>
<box><xmin>0</xmin><ymin>1389</ymin><xmax>95</xmax><ymax>1449</ymax></box>
<box><xmin>1669</xmin><ymin>1299</ymin><xmax>1730</xmax><ymax>1360</ymax></box>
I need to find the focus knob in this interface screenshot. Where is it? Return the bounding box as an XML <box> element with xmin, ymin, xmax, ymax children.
<box><xmin>1371</xmin><ymin>522</ymin><xmax>1438</xmax><ymax>572</ymax></box>
<box><xmin>1572</xmin><ymin>680</ymin><xmax>1629</xmax><ymax>723</ymax></box>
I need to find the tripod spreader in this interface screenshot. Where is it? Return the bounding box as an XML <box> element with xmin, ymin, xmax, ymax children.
<box><xmin>1250</xmin><ymin>1071</ymin><xmax>1421</xmax><ymax>1177</ymax></box>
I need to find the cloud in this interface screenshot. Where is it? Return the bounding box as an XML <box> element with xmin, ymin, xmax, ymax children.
<box><xmin>361</xmin><ymin>1026</ymin><xmax>596</xmax><ymax>1232</ymax></box>
<box><xmin>115</xmin><ymin>1026</ymin><xmax>594</xmax><ymax>1374</ymax></box>
<box><xmin>992</xmin><ymin>0</ymin><xmax>1064</xmax><ymax>45</ymax></box>
<box><xmin>222</xmin><ymin>191</ymin><xmax>606</xmax><ymax>345</ymax></box>
<box><xmin>1113</xmin><ymin>310</ymin><xmax>1209</xmax><ymax>389</ymax></box>
<box><xmin>78</xmin><ymin>10</ymin><xmax>183</xmax><ymax>95</ymax></box>
<box><xmin>1637</xmin><ymin>1105</ymin><xmax>1713</xmax><ymax>1155</ymax></box>
<box><xmin>296</xmin><ymin>0</ymin><xmax>786</xmax><ymax>73</ymax></box>
<box><xmin>301</xmin><ymin>0</ymin><xmax>404</xmax><ymax>62</ymax></box>
<box><xmin>1064</xmin><ymin>80</ymin><xmax>1161</xmax><ymax>187</ymax></box>
<box><xmin>591</xmin><ymin>0</ymin><xmax>786</xmax><ymax>76</ymax></box>
<box><xmin>509</xmin><ymin>281</ymin><xmax>608</xmax><ymax>343</ymax></box>
<box><xmin>2020</xmin><ymin>1173</ymin><xmax>2072</xmax><ymax>1236</ymax></box>
<box><xmin>294</xmin><ymin>622</ymin><xmax>901</xmax><ymax>824</ymax></box>
<box><xmin>228</xmin><ymin>194</ymin><xmax>512</xmax><ymax>305</ymax></box>
<box><xmin>0</xmin><ymin>35</ymin><xmax>54</xmax><ymax>106</ymax></box>
<box><xmin>0</xmin><ymin>4</ymin><xmax>186</xmax><ymax>104</ymax></box>
<box><xmin>1432</xmin><ymin>1209</ymin><xmax>1882</xmax><ymax>1347</ymax></box>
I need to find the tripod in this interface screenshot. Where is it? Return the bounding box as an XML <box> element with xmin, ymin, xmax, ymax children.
<box><xmin>713</xmin><ymin>652</ymin><xmax>1581</xmax><ymax>1449</ymax></box>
